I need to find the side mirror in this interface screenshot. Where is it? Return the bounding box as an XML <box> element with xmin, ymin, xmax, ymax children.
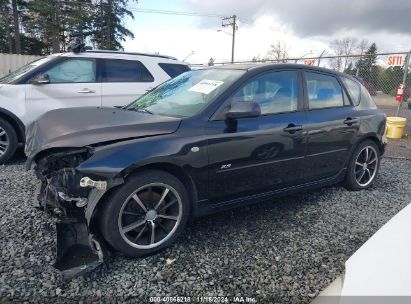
<box><xmin>31</xmin><ymin>73</ymin><xmax>50</xmax><ymax>85</ymax></box>
<box><xmin>226</xmin><ymin>101</ymin><xmax>261</xmax><ymax>119</ymax></box>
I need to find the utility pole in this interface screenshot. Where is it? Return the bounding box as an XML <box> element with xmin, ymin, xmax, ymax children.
<box><xmin>222</xmin><ymin>15</ymin><xmax>238</xmax><ymax>63</ymax></box>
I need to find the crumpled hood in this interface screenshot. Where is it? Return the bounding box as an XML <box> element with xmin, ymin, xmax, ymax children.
<box><xmin>25</xmin><ymin>107</ymin><xmax>181</xmax><ymax>159</ymax></box>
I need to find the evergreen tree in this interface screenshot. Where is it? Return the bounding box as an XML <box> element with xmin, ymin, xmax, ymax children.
<box><xmin>1</xmin><ymin>0</ymin><xmax>137</xmax><ymax>55</ymax></box>
<box><xmin>356</xmin><ymin>43</ymin><xmax>378</xmax><ymax>85</ymax></box>
<box><xmin>344</xmin><ymin>62</ymin><xmax>357</xmax><ymax>75</ymax></box>
<box><xmin>65</xmin><ymin>0</ymin><xmax>95</xmax><ymax>44</ymax></box>
<box><xmin>0</xmin><ymin>0</ymin><xmax>14</xmax><ymax>53</ymax></box>
<box><xmin>92</xmin><ymin>0</ymin><xmax>136</xmax><ymax>50</ymax></box>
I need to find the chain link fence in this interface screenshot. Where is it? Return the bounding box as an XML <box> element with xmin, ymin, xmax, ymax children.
<box><xmin>196</xmin><ymin>52</ymin><xmax>411</xmax><ymax>107</ymax></box>
<box><xmin>299</xmin><ymin>52</ymin><xmax>410</xmax><ymax>103</ymax></box>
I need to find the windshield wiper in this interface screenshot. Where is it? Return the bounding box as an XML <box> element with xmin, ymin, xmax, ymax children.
<box><xmin>129</xmin><ymin>108</ymin><xmax>153</xmax><ymax>114</ymax></box>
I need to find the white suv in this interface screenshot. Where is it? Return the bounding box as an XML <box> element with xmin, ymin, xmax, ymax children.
<box><xmin>0</xmin><ymin>50</ymin><xmax>190</xmax><ymax>163</ymax></box>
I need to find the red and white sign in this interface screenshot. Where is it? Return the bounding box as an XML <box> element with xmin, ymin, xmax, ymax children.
<box><xmin>396</xmin><ymin>83</ymin><xmax>405</xmax><ymax>102</ymax></box>
<box><xmin>304</xmin><ymin>59</ymin><xmax>315</xmax><ymax>65</ymax></box>
<box><xmin>387</xmin><ymin>55</ymin><xmax>405</xmax><ymax>66</ymax></box>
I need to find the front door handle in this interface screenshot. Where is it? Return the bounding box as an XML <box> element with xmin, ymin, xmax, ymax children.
<box><xmin>283</xmin><ymin>123</ymin><xmax>303</xmax><ymax>133</ymax></box>
<box><xmin>343</xmin><ymin>117</ymin><xmax>359</xmax><ymax>125</ymax></box>
<box><xmin>77</xmin><ymin>88</ymin><xmax>96</xmax><ymax>94</ymax></box>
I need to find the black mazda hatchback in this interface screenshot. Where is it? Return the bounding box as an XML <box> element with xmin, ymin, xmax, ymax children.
<box><xmin>26</xmin><ymin>64</ymin><xmax>386</xmax><ymax>278</ymax></box>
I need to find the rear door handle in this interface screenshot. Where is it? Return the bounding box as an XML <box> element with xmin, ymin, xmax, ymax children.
<box><xmin>343</xmin><ymin>117</ymin><xmax>359</xmax><ymax>125</ymax></box>
<box><xmin>77</xmin><ymin>88</ymin><xmax>96</xmax><ymax>94</ymax></box>
<box><xmin>283</xmin><ymin>123</ymin><xmax>303</xmax><ymax>133</ymax></box>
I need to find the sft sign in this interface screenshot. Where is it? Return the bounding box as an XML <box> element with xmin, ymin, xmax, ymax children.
<box><xmin>387</xmin><ymin>55</ymin><xmax>405</xmax><ymax>66</ymax></box>
<box><xmin>304</xmin><ymin>59</ymin><xmax>315</xmax><ymax>65</ymax></box>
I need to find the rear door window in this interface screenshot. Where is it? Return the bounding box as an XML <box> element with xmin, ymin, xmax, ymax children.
<box><xmin>101</xmin><ymin>59</ymin><xmax>154</xmax><ymax>82</ymax></box>
<box><xmin>306</xmin><ymin>72</ymin><xmax>344</xmax><ymax>109</ymax></box>
<box><xmin>158</xmin><ymin>63</ymin><xmax>190</xmax><ymax>78</ymax></box>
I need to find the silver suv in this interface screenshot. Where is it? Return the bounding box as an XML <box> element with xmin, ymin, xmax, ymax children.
<box><xmin>0</xmin><ymin>50</ymin><xmax>190</xmax><ymax>163</ymax></box>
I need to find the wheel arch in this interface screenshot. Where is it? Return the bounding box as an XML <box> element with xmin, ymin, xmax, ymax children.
<box><xmin>345</xmin><ymin>134</ymin><xmax>384</xmax><ymax>169</ymax></box>
<box><xmin>89</xmin><ymin>162</ymin><xmax>198</xmax><ymax>232</ymax></box>
<box><xmin>355</xmin><ymin>134</ymin><xmax>385</xmax><ymax>155</ymax></box>
<box><xmin>123</xmin><ymin>162</ymin><xmax>199</xmax><ymax>206</ymax></box>
<box><xmin>0</xmin><ymin>108</ymin><xmax>25</xmax><ymax>143</ymax></box>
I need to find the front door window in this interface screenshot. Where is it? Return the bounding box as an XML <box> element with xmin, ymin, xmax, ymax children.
<box><xmin>232</xmin><ymin>70</ymin><xmax>299</xmax><ymax>114</ymax></box>
<box><xmin>45</xmin><ymin>58</ymin><xmax>96</xmax><ymax>83</ymax></box>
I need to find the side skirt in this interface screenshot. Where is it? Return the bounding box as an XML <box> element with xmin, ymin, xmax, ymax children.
<box><xmin>192</xmin><ymin>168</ymin><xmax>347</xmax><ymax>217</ymax></box>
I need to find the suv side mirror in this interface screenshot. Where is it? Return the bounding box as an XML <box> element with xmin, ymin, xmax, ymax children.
<box><xmin>31</xmin><ymin>73</ymin><xmax>50</xmax><ymax>85</ymax></box>
<box><xmin>226</xmin><ymin>101</ymin><xmax>261</xmax><ymax>119</ymax></box>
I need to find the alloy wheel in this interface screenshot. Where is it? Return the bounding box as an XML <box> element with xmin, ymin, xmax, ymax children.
<box><xmin>118</xmin><ymin>183</ymin><xmax>183</xmax><ymax>249</ymax></box>
<box><xmin>0</xmin><ymin>126</ymin><xmax>9</xmax><ymax>157</ymax></box>
<box><xmin>354</xmin><ymin>146</ymin><xmax>378</xmax><ymax>187</ymax></box>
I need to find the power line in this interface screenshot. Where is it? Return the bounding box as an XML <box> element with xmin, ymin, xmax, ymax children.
<box><xmin>126</xmin><ymin>7</ymin><xmax>225</xmax><ymax>18</ymax></box>
<box><xmin>56</xmin><ymin>1</ymin><xmax>227</xmax><ymax>18</ymax></box>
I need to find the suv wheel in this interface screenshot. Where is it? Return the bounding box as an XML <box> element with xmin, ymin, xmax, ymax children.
<box><xmin>0</xmin><ymin>118</ymin><xmax>18</xmax><ymax>164</ymax></box>
<box><xmin>345</xmin><ymin>140</ymin><xmax>381</xmax><ymax>190</ymax></box>
<box><xmin>100</xmin><ymin>170</ymin><xmax>190</xmax><ymax>257</ymax></box>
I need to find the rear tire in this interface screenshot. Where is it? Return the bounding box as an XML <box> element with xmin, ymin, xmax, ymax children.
<box><xmin>99</xmin><ymin>170</ymin><xmax>190</xmax><ymax>257</ymax></box>
<box><xmin>0</xmin><ymin>118</ymin><xmax>18</xmax><ymax>164</ymax></box>
<box><xmin>344</xmin><ymin>140</ymin><xmax>381</xmax><ymax>190</ymax></box>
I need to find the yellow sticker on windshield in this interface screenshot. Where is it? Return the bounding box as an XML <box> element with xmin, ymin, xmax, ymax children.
<box><xmin>188</xmin><ymin>79</ymin><xmax>224</xmax><ymax>94</ymax></box>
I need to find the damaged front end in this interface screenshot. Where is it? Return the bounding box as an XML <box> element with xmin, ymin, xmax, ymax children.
<box><xmin>31</xmin><ymin>148</ymin><xmax>120</xmax><ymax>280</ymax></box>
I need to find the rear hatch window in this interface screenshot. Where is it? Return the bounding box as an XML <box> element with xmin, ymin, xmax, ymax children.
<box><xmin>159</xmin><ymin>63</ymin><xmax>190</xmax><ymax>78</ymax></box>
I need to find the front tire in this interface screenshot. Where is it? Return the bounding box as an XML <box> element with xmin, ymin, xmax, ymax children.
<box><xmin>0</xmin><ymin>118</ymin><xmax>18</xmax><ymax>164</ymax></box>
<box><xmin>344</xmin><ymin>140</ymin><xmax>381</xmax><ymax>190</ymax></box>
<box><xmin>100</xmin><ymin>170</ymin><xmax>190</xmax><ymax>257</ymax></box>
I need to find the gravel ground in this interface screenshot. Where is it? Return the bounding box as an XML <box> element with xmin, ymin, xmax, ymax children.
<box><xmin>1</xmin><ymin>157</ymin><xmax>410</xmax><ymax>304</ymax></box>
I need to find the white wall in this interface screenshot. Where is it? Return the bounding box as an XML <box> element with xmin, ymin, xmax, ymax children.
<box><xmin>0</xmin><ymin>53</ymin><xmax>42</xmax><ymax>77</ymax></box>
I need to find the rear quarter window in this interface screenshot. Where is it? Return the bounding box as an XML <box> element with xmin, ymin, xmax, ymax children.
<box><xmin>358</xmin><ymin>84</ymin><xmax>377</xmax><ymax>109</ymax></box>
<box><xmin>341</xmin><ymin>77</ymin><xmax>361</xmax><ymax>106</ymax></box>
<box><xmin>158</xmin><ymin>63</ymin><xmax>190</xmax><ymax>78</ymax></box>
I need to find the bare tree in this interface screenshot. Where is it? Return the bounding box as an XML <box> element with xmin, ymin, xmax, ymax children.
<box><xmin>330</xmin><ymin>39</ymin><xmax>345</xmax><ymax>71</ymax></box>
<box><xmin>353</xmin><ymin>39</ymin><xmax>369</xmax><ymax>75</ymax></box>
<box><xmin>330</xmin><ymin>38</ymin><xmax>364</xmax><ymax>71</ymax></box>
<box><xmin>356</xmin><ymin>39</ymin><xmax>369</xmax><ymax>55</ymax></box>
<box><xmin>267</xmin><ymin>41</ymin><xmax>289</xmax><ymax>63</ymax></box>
<box><xmin>341</xmin><ymin>38</ymin><xmax>357</xmax><ymax>69</ymax></box>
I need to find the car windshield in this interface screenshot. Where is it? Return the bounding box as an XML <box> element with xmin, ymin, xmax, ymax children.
<box><xmin>0</xmin><ymin>57</ymin><xmax>50</xmax><ymax>84</ymax></box>
<box><xmin>125</xmin><ymin>69</ymin><xmax>245</xmax><ymax>117</ymax></box>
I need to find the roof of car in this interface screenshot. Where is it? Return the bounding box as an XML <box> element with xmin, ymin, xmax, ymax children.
<box><xmin>204</xmin><ymin>63</ymin><xmax>352</xmax><ymax>78</ymax></box>
<box><xmin>85</xmin><ymin>50</ymin><xmax>178</xmax><ymax>60</ymax></box>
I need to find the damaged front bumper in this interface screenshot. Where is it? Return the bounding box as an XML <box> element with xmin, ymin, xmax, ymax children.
<box><xmin>34</xmin><ymin>164</ymin><xmax>121</xmax><ymax>280</ymax></box>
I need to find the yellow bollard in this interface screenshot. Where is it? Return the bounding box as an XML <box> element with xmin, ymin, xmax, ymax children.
<box><xmin>386</xmin><ymin>117</ymin><xmax>407</xmax><ymax>139</ymax></box>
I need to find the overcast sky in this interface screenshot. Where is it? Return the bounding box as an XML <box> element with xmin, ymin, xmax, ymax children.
<box><xmin>123</xmin><ymin>0</ymin><xmax>411</xmax><ymax>64</ymax></box>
